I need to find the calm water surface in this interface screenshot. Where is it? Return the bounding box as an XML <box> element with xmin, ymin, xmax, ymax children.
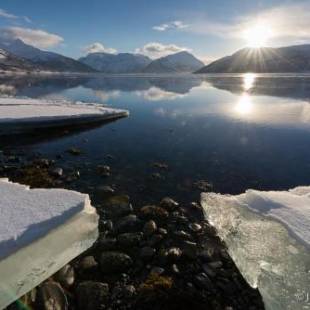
<box><xmin>1</xmin><ymin>73</ymin><xmax>310</xmax><ymax>204</ymax></box>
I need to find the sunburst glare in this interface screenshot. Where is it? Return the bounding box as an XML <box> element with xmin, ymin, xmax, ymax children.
<box><xmin>243</xmin><ymin>24</ymin><xmax>273</xmax><ymax>48</ymax></box>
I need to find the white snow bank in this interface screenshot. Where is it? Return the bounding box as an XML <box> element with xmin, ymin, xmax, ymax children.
<box><xmin>202</xmin><ymin>187</ymin><xmax>310</xmax><ymax>310</ymax></box>
<box><xmin>0</xmin><ymin>179</ymin><xmax>99</xmax><ymax>308</ymax></box>
<box><xmin>0</xmin><ymin>97</ymin><xmax>129</xmax><ymax>133</ymax></box>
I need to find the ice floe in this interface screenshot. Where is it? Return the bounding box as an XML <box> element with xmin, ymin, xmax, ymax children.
<box><xmin>0</xmin><ymin>97</ymin><xmax>129</xmax><ymax>134</ymax></box>
<box><xmin>0</xmin><ymin>179</ymin><xmax>99</xmax><ymax>308</ymax></box>
<box><xmin>201</xmin><ymin>187</ymin><xmax>310</xmax><ymax>310</ymax></box>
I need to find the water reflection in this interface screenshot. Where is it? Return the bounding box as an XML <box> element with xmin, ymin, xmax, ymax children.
<box><xmin>234</xmin><ymin>93</ymin><xmax>253</xmax><ymax>115</ymax></box>
<box><xmin>243</xmin><ymin>73</ymin><xmax>256</xmax><ymax>91</ymax></box>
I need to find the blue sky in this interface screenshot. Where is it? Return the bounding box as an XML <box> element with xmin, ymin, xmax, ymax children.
<box><xmin>0</xmin><ymin>0</ymin><xmax>309</xmax><ymax>62</ymax></box>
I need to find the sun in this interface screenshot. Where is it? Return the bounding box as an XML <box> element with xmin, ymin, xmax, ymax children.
<box><xmin>243</xmin><ymin>24</ymin><xmax>273</xmax><ymax>48</ymax></box>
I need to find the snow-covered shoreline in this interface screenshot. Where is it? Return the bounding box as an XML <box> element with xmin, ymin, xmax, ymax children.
<box><xmin>0</xmin><ymin>97</ymin><xmax>129</xmax><ymax>134</ymax></box>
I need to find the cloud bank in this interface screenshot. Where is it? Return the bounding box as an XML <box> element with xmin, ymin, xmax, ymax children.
<box><xmin>135</xmin><ymin>42</ymin><xmax>190</xmax><ymax>59</ymax></box>
<box><xmin>1</xmin><ymin>27</ymin><xmax>63</xmax><ymax>49</ymax></box>
<box><xmin>83</xmin><ymin>42</ymin><xmax>117</xmax><ymax>54</ymax></box>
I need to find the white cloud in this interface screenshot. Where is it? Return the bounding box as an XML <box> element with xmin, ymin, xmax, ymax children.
<box><xmin>83</xmin><ymin>42</ymin><xmax>117</xmax><ymax>54</ymax></box>
<box><xmin>0</xmin><ymin>8</ymin><xmax>31</xmax><ymax>23</ymax></box>
<box><xmin>185</xmin><ymin>3</ymin><xmax>310</xmax><ymax>46</ymax></box>
<box><xmin>153</xmin><ymin>20</ymin><xmax>189</xmax><ymax>31</ymax></box>
<box><xmin>0</xmin><ymin>9</ymin><xmax>17</xmax><ymax>19</ymax></box>
<box><xmin>135</xmin><ymin>42</ymin><xmax>191</xmax><ymax>59</ymax></box>
<box><xmin>1</xmin><ymin>27</ymin><xmax>64</xmax><ymax>49</ymax></box>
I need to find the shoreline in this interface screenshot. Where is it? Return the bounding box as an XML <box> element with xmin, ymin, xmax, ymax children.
<box><xmin>1</xmin><ymin>147</ymin><xmax>264</xmax><ymax>309</ymax></box>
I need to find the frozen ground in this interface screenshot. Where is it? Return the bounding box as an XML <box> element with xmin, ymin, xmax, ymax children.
<box><xmin>0</xmin><ymin>179</ymin><xmax>99</xmax><ymax>308</ymax></box>
<box><xmin>201</xmin><ymin>187</ymin><xmax>310</xmax><ymax>310</ymax></box>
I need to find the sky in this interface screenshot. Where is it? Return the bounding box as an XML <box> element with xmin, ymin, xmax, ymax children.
<box><xmin>0</xmin><ymin>0</ymin><xmax>310</xmax><ymax>63</ymax></box>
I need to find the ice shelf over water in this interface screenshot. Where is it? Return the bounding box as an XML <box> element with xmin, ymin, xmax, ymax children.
<box><xmin>201</xmin><ymin>187</ymin><xmax>310</xmax><ymax>310</ymax></box>
<box><xmin>0</xmin><ymin>179</ymin><xmax>99</xmax><ymax>309</ymax></box>
<box><xmin>0</xmin><ymin>97</ymin><xmax>129</xmax><ymax>134</ymax></box>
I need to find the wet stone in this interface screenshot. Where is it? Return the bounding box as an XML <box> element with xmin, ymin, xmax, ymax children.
<box><xmin>76</xmin><ymin>281</ymin><xmax>109</xmax><ymax>310</ymax></box>
<box><xmin>114</xmin><ymin>214</ymin><xmax>143</xmax><ymax>233</ymax></box>
<box><xmin>117</xmin><ymin>232</ymin><xmax>143</xmax><ymax>247</ymax></box>
<box><xmin>100</xmin><ymin>252</ymin><xmax>133</xmax><ymax>274</ymax></box>
<box><xmin>143</xmin><ymin>220</ymin><xmax>157</xmax><ymax>236</ymax></box>
<box><xmin>159</xmin><ymin>197</ymin><xmax>179</xmax><ymax>211</ymax></box>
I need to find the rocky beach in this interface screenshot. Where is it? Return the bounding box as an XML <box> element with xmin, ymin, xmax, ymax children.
<box><xmin>1</xmin><ymin>147</ymin><xmax>264</xmax><ymax>310</ymax></box>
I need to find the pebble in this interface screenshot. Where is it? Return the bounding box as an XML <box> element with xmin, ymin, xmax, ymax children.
<box><xmin>159</xmin><ymin>197</ymin><xmax>179</xmax><ymax>211</ymax></box>
<box><xmin>189</xmin><ymin>223</ymin><xmax>202</xmax><ymax>232</ymax></box>
<box><xmin>117</xmin><ymin>232</ymin><xmax>143</xmax><ymax>247</ymax></box>
<box><xmin>79</xmin><ymin>256</ymin><xmax>98</xmax><ymax>271</ymax></box>
<box><xmin>143</xmin><ymin>220</ymin><xmax>157</xmax><ymax>236</ymax></box>
<box><xmin>114</xmin><ymin>214</ymin><xmax>143</xmax><ymax>233</ymax></box>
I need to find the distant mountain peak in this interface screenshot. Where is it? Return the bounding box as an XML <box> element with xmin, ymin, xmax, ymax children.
<box><xmin>142</xmin><ymin>51</ymin><xmax>204</xmax><ymax>73</ymax></box>
<box><xmin>196</xmin><ymin>44</ymin><xmax>310</xmax><ymax>73</ymax></box>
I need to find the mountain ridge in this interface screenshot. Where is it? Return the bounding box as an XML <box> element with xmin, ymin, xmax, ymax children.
<box><xmin>196</xmin><ymin>45</ymin><xmax>310</xmax><ymax>73</ymax></box>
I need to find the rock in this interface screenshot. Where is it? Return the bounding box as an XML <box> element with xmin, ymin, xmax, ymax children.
<box><xmin>112</xmin><ymin>285</ymin><xmax>136</xmax><ymax>300</ymax></box>
<box><xmin>159</xmin><ymin>197</ymin><xmax>179</xmax><ymax>211</ymax></box>
<box><xmin>173</xmin><ymin>230</ymin><xmax>191</xmax><ymax>240</ymax></box>
<box><xmin>202</xmin><ymin>264</ymin><xmax>216</xmax><ymax>278</ymax></box>
<box><xmin>34</xmin><ymin>158</ymin><xmax>51</xmax><ymax>167</ymax></box>
<box><xmin>171</xmin><ymin>264</ymin><xmax>180</xmax><ymax>274</ymax></box>
<box><xmin>190</xmin><ymin>202</ymin><xmax>202</xmax><ymax>211</ymax></box>
<box><xmin>117</xmin><ymin>232</ymin><xmax>143</xmax><ymax>247</ymax></box>
<box><xmin>182</xmin><ymin>241</ymin><xmax>198</xmax><ymax>260</ymax></box>
<box><xmin>98</xmin><ymin>237</ymin><xmax>117</xmax><ymax>251</ymax></box>
<box><xmin>36</xmin><ymin>281</ymin><xmax>68</xmax><ymax>310</ymax></box>
<box><xmin>114</xmin><ymin>214</ymin><xmax>143</xmax><ymax>233</ymax></box>
<box><xmin>50</xmin><ymin>167</ymin><xmax>63</xmax><ymax>177</ymax></box>
<box><xmin>79</xmin><ymin>256</ymin><xmax>98</xmax><ymax>271</ymax></box>
<box><xmin>193</xmin><ymin>273</ymin><xmax>213</xmax><ymax>290</ymax></box>
<box><xmin>147</xmin><ymin>234</ymin><xmax>163</xmax><ymax>247</ymax></box>
<box><xmin>67</xmin><ymin>147</ymin><xmax>82</xmax><ymax>156</ymax></box>
<box><xmin>150</xmin><ymin>267</ymin><xmax>165</xmax><ymax>275</ymax></box>
<box><xmin>54</xmin><ymin>264</ymin><xmax>74</xmax><ymax>287</ymax></box>
<box><xmin>158</xmin><ymin>228</ymin><xmax>168</xmax><ymax>235</ymax></box>
<box><xmin>152</xmin><ymin>162</ymin><xmax>169</xmax><ymax>170</ymax></box>
<box><xmin>167</xmin><ymin>247</ymin><xmax>182</xmax><ymax>261</ymax></box>
<box><xmin>140</xmin><ymin>247</ymin><xmax>156</xmax><ymax>261</ymax></box>
<box><xmin>104</xmin><ymin>195</ymin><xmax>133</xmax><ymax>218</ymax></box>
<box><xmin>100</xmin><ymin>252</ymin><xmax>133</xmax><ymax>274</ymax></box>
<box><xmin>96</xmin><ymin>185</ymin><xmax>115</xmax><ymax>197</ymax></box>
<box><xmin>151</xmin><ymin>172</ymin><xmax>163</xmax><ymax>180</ymax></box>
<box><xmin>76</xmin><ymin>281</ymin><xmax>109</xmax><ymax>310</ymax></box>
<box><xmin>189</xmin><ymin>223</ymin><xmax>202</xmax><ymax>232</ymax></box>
<box><xmin>96</xmin><ymin>165</ymin><xmax>111</xmax><ymax>177</ymax></box>
<box><xmin>208</xmin><ymin>261</ymin><xmax>223</xmax><ymax>269</ymax></box>
<box><xmin>193</xmin><ymin>180</ymin><xmax>212</xmax><ymax>191</ymax></box>
<box><xmin>140</xmin><ymin>205</ymin><xmax>169</xmax><ymax>221</ymax></box>
<box><xmin>143</xmin><ymin>220</ymin><xmax>157</xmax><ymax>236</ymax></box>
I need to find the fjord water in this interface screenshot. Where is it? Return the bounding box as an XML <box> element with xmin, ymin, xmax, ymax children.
<box><xmin>1</xmin><ymin>74</ymin><xmax>310</xmax><ymax>308</ymax></box>
<box><xmin>1</xmin><ymin>74</ymin><xmax>310</xmax><ymax>202</ymax></box>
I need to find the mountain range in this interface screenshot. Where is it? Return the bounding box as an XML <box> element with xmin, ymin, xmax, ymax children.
<box><xmin>0</xmin><ymin>38</ymin><xmax>95</xmax><ymax>73</ymax></box>
<box><xmin>79</xmin><ymin>52</ymin><xmax>152</xmax><ymax>73</ymax></box>
<box><xmin>196</xmin><ymin>45</ymin><xmax>310</xmax><ymax>73</ymax></box>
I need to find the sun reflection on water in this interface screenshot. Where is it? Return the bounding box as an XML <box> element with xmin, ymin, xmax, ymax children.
<box><xmin>234</xmin><ymin>93</ymin><xmax>253</xmax><ymax>115</ymax></box>
<box><xmin>243</xmin><ymin>73</ymin><xmax>256</xmax><ymax>91</ymax></box>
